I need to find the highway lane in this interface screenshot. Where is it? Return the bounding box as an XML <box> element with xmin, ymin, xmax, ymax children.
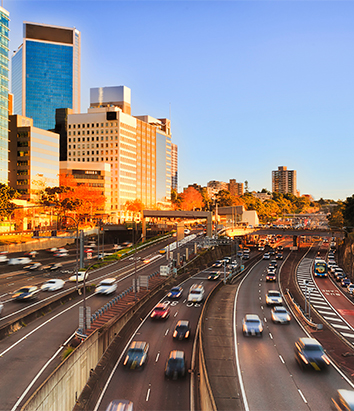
<box><xmin>235</xmin><ymin>250</ymin><xmax>354</xmax><ymax>411</ymax></box>
<box><xmin>95</xmin><ymin>268</ymin><xmax>220</xmax><ymax>411</ymax></box>
<box><xmin>0</xmin><ymin>236</ymin><xmax>200</xmax><ymax>410</ymax></box>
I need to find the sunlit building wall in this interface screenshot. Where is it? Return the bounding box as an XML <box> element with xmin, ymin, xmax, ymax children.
<box><xmin>12</xmin><ymin>22</ymin><xmax>80</xmax><ymax>130</ymax></box>
<box><xmin>272</xmin><ymin>166</ymin><xmax>297</xmax><ymax>195</ymax></box>
<box><xmin>171</xmin><ymin>143</ymin><xmax>178</xmax><ymax>190</ymax></box>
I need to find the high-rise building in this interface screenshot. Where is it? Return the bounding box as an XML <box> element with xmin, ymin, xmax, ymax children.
<box><xmin>12</xmin><ymin>22</ymin><xmax>80</xmax><ymax>131</ymax></box>
<box><xmin>171</xmin><ymin>143</ymin><xmax>178</xmax><ymax>190</ymax></box>
<box><xmin>272</xmin><ymin>166</ymin><xmax>297</xmax><ymax>195</ymax></box>
<box><xmin>8</xmin><ymin>114</ymin><xmax>59</xmax><ymax>200</ymax></box>
<box><xmin>0</xmin><ymin>7</ymin><xmax>9</xmax><ymax>184</ymax></box>
<box><xmin>228</xmin><ymin>179</ymin><xmax>244</xmax><ymax>196</ymax></box>
<box><xmin>65</xmin><ymin>86</ymin><xmax>173</xmax><ymax>211</ymax></box>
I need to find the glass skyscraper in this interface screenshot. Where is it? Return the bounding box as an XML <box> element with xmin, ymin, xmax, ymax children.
<box><xmin>0</xmin><ymin>7</ymin><xmax>9</xmax><ymax>184</ymax></box>
<box><xmin>12</xmin><ymin>22</ymin><xmax>80</xmax><ymax>131</ymax></box>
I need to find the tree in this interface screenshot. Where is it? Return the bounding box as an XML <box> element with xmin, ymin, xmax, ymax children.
<box><xmin>244</xmin><ymin>180</ymin><xmax>249</xmax><ymax>193</ymax></box>
<box><xmin>343</xmin><ymin>195</ymin><xmax>354</xmax><ymax>228</ymax></box>
<box><xmin>0</xmin><ymin>184</ymin><xmax>20</xmax><ymax>218</ymax></box>
<box><xmin>329</xmin><ymin>202</ymin><xmax>344</xmax><ymax>228</ymax></box>
<box><xmin>216</xmin><ymin>190</ymin><xmax>234</xmax><ymax>207</ymax></box>
<box><xmin>179</xmin><ymin>187</ymin><xmax>204</xmax><ymax>211</ymax></box>
<box><xmin>125</xmin><ymin>199</ymin><xmax>145</xmax><ymax>213</ymax></box>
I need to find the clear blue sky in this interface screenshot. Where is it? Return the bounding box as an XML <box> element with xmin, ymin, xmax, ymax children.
<box><xmin>7</xmin><ymin>1</ymin><xmax>354</xmax><ymax>201</ymax></box>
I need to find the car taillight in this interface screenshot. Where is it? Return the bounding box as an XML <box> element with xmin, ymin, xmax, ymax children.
<box><xmin>322</xmin><ymin>355</ymin><xmax>330</xmax><ymax>365</ymax></box>
<box><xmin>162</xmin><ymin>312</ymin><xmax>167</xmax><ymax>318</ymax></box>
<box><xmin>185</xmin><ymin>331</ymin><xmax>190</xmax><ymax>338</ymax></box>
<box><xmin>140</xmin><ymin>356</ymin><xmax>145</xmax><ymax>366</ymax></box>
<box><xmin>123</xmin><ymin>356</ymin><xmax>129</xmax><ymax>365</ymax></box>
<box><xmin>173</xmin><ymin>330</ymin><xmax>178</xmax><ymax>338</ymax></box>
<box><xmin>299</xmin><ymin>353</ymin><xmax>308</xmax><ymax>364</ymax></box>
<box><xmin>151</xmin><ymin>312</ymin><xmax>155</xmax><ymax>317</ymax></box>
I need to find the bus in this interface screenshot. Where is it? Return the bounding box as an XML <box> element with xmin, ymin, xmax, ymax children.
<box><xmin>314</xmin><ymin>259</ymin><xmax>328</xmax><ymax>277</ymax></box>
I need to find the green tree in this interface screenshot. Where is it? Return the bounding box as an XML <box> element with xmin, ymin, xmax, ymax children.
<box><xmin>328</xmin><ymin>202</ymin><xmax>344</xmax><ymax>228</ymax></box>
<box><xmin>343</xmin><ymin>196</ymin><xmax>354</xmax><ymax>228</ymax></box>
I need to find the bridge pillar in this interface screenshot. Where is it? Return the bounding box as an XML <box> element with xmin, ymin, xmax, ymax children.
<box><xmin>206</xmin><ymin>213</ymin><xmax>212</xmax><ymax>237</ymax></box>
<box><xmin>142</xmin><ymin>218</ymin><xmax>146</xmax><ymax>242</ymax></box>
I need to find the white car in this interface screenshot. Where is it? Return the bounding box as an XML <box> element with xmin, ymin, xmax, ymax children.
<box><xmin>263</xmin><ymin>253</ymin><xmax>270</xmax><ymax>260</ymax></box>
<box><xmin>188</xmin><ymin>284</ymin><xmax>205</xmax><ymax>303</ymax></box>
<box><xmin>69</xmin><ymin>270</ymin><xmax>88</xmax><ymax>282</ymax></box>
<box><xmin>95</xmin><ymin>278</ymin><xmax>117</xmax><ymax>295</ymax></box>
<box><xmin>41</xmin><ymin>279</ymin><xmax>65</xmax><ymax>291</ymax></box>
<box><xmin>271</xmin><ymin>306</ymin><xmax>291</xmax><ymax>324</ymax></box>
<box><xmin>8</xmin><ymin>257</ymin><xmax>32</xmax><ymax>265</ymax></box>
<box><xmin>266</xmin><ymin>290</ymin><xmax>283</xmax><ymax>306</ymax></box>
<box><xmin>0</xmin><ymin>255</ymin><xmax>8</xmax><ymax>263</ymax></box>
<box><xmin>347</xmin><ymin>284</ymin><xmax>354</xmax><ymax>294</ymax></box>
<box><xmin>24</xmin><ymin>262</ymin><xmax>42</xmax><ymax>271</ymax></box>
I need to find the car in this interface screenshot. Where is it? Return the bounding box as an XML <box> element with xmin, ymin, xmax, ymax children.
<box><xmin>348</xmin><ymin>284</ymin><xmax>354</xmax><ymax>294</ymax></box>
<box><xmin>48</xmin><ymin>262</ymin><xmax>62</xmax><ymax>271</ymax></box>
<box><xmin>105</xmin><ymin>400</ymin><xmax>133</xmax><ymax>411</ymax></box>
<box><xmin>336</xmin><ymin>273</ymin><xmax>346</xmax><ymax>282</ymax></box>
<box><xmin>8</xmin><ymin>257</ymin><xmax>32</xmax><ymax>265</ymax></box>
<box><xmin>165</xmin><ymin>350</ymin><xmax>186</xmax><ymax>379</ymax></box>
<box><xmin>237</xmin><ymin>251</ymin><xmax>243</xmax><ymax>258</ymax></box>
<box><xmin>263</xmin><ymin>253</ymin><xmax>270</xmax><ymax>260</ymax></box>
<box><xmin>266</xmin><ymin>272</ymin><xmax>277</xmax><ymax>282</ymax></box>
<box><xmin>54</xmin><ymin>251</ymin><xmax>69</xmax><ymax>257</ymax></box>
<box><xmin>242</xmin><ymin>314</ymin><xmax>263</xmax><ymax>337</ymax></box>
<box><xmin>173</xmin><ymin>320</ymin><xmax>191</xmax><ymax>340</ymax></box>
<box><xmin>271</xmin><ymin>306</ymin><xmax>291</xmax><ymax>324</ymax></box>
<box><xmin>208</xmin><ymin>271</ymin><xmax>220</xmax><ymax>280</ymax></box>
<box><xmin>187</xmin><ymin>284</ymin><xmax>205</xmax><ymax>303</ymax></box>
<box><xmin>277</xmin><ymin>246</ymin><xmax>284</xmax><ymax>251</ymax></box>
<box><xmin>331</xmin><ymin>389</ymin><xmax>354</xmax><ymax>411</ymax></box>
<box><xmin>258</xmin><ymin>246</ymin><xmax>265</xmax><ymax>251</ymax></box>
<box><xmin>341</xmin><ymin>278</ymin><xmax>351</xmax><ymax>288</ymax></box>
<box><xmin>113</xmin><ymin>244</ymin><xmax>123</xmax><ymax>250</ymax></box>
<box><xmin>95</xmin><ymin>278</ymin><xmax>117</xmax><ymax>295</ymax></box>
<box><xmin>69</xmin><ymin>270</ymin><xmax>88</xmax><ymax>282</ymax></box>
<box><xmin>121</xmin><ymin>242</ymin><xmax>133</xmax><ymax>248</ymax></box>
<box><xmin>123</xmin><ymin>341</ymin><xmax>149</xmax><ymax>370</ymax></box>
<box><xmin>24</xmin><ymin>262</ymin><xmax>42</xmax><ymax>271</ymax></box>
<box><xmin>41</xmin><ymin>279</ymin><xmax>65</xmax><ymax>291</ymax></box>
<box><xmin>159</xmin><ymin>248</ymin><xmax>167</xmax><ymax>254</ymax></box>
<box><xmin>294</xmin><ymin>337</ymin><xmax>330</xmax><ymax>370</ymax></box>
<box><xmin>12</xmin><ymin>286</ymin><xmax>39</xmax><ymax>301</ymax></box>
<box><xmin>212</xmin><ymin>261</ymin><xmax>223</xmax><ymax>268</ymax></box>
<box><xmin>0</xmin><ymin>255</ymin><xmax>9</xmax><ymax>263</ymax></box>
<box><xmin>167</xmin><ymin>286</ymin><xmax>183</xmax><ymax>299</ymax></box>
<box><xmin>24</xmin><ymin>250</ymin><xmax>38</xmax><ymax>258</ymax></box>
<box><xmin>151</xmin><ymin>302</ymin><xmax>170</xmax><ymax>319</ymax></box>
<box><xmin>270</xmin><ymin>259</ymin><xmax>277</xmax><ymax>267</ymax></box>
<box><xmin>276</xmin><ymin>253</ymin><xmax>283</xmax><ymax>260</ymax></box>
<box><xmin>242</xmin><ymin>253</ymin><xmax>250</xmax><ymax>260</ymax></box>
<box><xmin>266</xmin><ymin>290</ymin><xmax>283</xmax><ymax>306</ymax></box>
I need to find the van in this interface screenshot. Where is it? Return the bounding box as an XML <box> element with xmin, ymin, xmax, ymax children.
<box><xmin>188</xmin><ymin>284</ymin><xmax>205</xmax><ymax>303</ymax></box>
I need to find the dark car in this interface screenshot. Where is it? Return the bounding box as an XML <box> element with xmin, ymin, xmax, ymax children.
<box><xmin>123</xmin><ymin>341</ymin><xmax>149</xmax><ymax>370</ymax></box>
<box><xmin>294</xmin><ymin>337</ymin><xmax>330</xmax><ymax>370</ymax></box>
<box><xmin>151</xmin><ymin>303</ymin><xmax>170</xmax><ymax>320</ymax></box>
<box><xmin>173</xmin><ymin>320</ymin><xmax>191</xmax><ymax>340</ymax></box>
<box><xmin>12</xmin><ymin>286</ymin><xmax>39</xmax><ymax>301</ymax></box>
<box><xmin>212</xmin><ymin>261</ymin><xmax>222</xmax><ymax>268</ymax></box>
<box><xmin>208</xmin><ymin>271</ymin><xmax>220</xmax><ymax>281</ymax></box>
<box><xmin>270</xmin><ymin>260</ymin><xmax>277</xmax><ymax>267</ymax></box>
<box><xmin>167</xmin><ymin>286</ymin><xmax>183</xmax><ymax>299</ymax></box>
<box><xmin>341</xmin><ymin>278</ymin><xmax>351</xmax><ymax>288</ymax></box>
<box><xmin>277</xmin><ymin>246</ymin><xmax>284</xmax><ymax>251</ymax></box>
<box><xmin>276</xmin><ymin>253</ymin><xmax>283</xmax><ymax>260</ymax></box>
<box><xmin>242</xmin><ymin>253</ymin><xmax>250</xmax><ymax>260</ymax></box>
<box><xmin>165</xmin><ymin>350</ymin><xmax>186</xmax><ymax>379</ymax></box>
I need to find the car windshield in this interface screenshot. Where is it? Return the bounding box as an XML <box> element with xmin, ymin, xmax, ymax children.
<box><xmin>16</xmin><ymin>288</ymin><xmax>30</xmax><ymax>293</ymax></box>
<box><xmin>268</xmin><ymin>291</ymin><xmax>280</xmax><ymax>296</ymax></box>
<box><xmin>190</xmin><ymin>290</ymin><xmax>201</xmax><ymax>294</ymax></box>
<box><xmin>168</xmin><ymin>358</ymin><xmax>183</xmax><ymax>366</ymax></box>
<box><xmin>304</xmin><ymin>345</ymin><xmax>323</xmax><ymax>352</ymax></box>
<box><xmin>128</xmin><ymin>348</ymin><xmax>143</xmax><ymax>355</ymax></box>
<box><xmin>100</xmin><ymin>282</ymin><xmax>112</xmax><ymax>286</ymax></box>
<box><xmin>176</xmin><ymin>325</ymin><xmax>188</xmax><ymax>331</ymax></box>
<box><xmin>154</xmin><ymin>306</ymin><xmax>165</xmax><ymax>311</ymax></box>
<box><xmin>246</xmin><ymin>319</ymin><xmax>260</xmax><ymax>323</ymax></box>
<box><xmin>171</xmin><ymin>288</ymin><xmax>180</xmax><ymax>292</ymax></box>
<box><xmin>46</xmin><ymin>281</ymin><xmax>56</xmax><ymax>284</ymax></box>
<box><xmin>276</xmin><ymin>308</ymin><xmax>287</xmax><ymax>313</ymax></box>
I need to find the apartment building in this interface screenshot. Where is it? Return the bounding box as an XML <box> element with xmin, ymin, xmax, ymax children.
<box><xmin>207</xmin><ymin>180</ymin><xmax>228</xmax><ymax>199</ymax></box>
<box><xmin>272</xmin><ymin>166</ymin><xmax>297</xmax><ymax>195</ymax></box>
<box><xmin>171</xmin><ymin>143</ymin><xmax>178</xmax><ymax>190</ymax></box>
<box><xmin>228</xmin><ymin>179</ymin><xmax>244</xmax><ymax>196</ymax></box>
<box><xmin>8</xmin><ymin>114</ymin><xmax>59</xmax><ymax>200</ymax></box>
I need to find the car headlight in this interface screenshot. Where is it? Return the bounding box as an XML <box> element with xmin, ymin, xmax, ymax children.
<box><xmin>287</xmin><ymin>315</ymin><xmax>291</xmax><ymax>321</ymax></box>
<box><xmin>151</xmin><ymin>312</ymin><xmax>155</xmax><ymax>317</ymax></box>
<box><xmin>123</xmin><ymin>356</ymin><xmax>129</xmax><ymax>365</ymax></box>
<box><xmin>167</xmin><ymin>292</ymin><xmax>172</xmax><ymax>297</ymax></box>
<box><xmin>140</xmin><ymin>356</ymin><xmax>145</xmax><ymax>366</ymax></box>
<box><xmin>173</xmin><ymin>330</ymin><xmax>178</xmax><ymax>338</ymax></box>
<box><xmin>162</xmin><ymin>312</ymin><xmax>168</xmax><ymax>318</ymax></box>
<box><xmin>322</xmin><ymin>354</ymin><xmax>330</xmax><ymax>365</ymax></box>
<box><xmin>185</xmin><ymin>331</ymin><xmax>190</xmax><ymax>338</ymax></box>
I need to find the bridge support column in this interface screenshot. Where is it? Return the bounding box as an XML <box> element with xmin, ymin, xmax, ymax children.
<box><xmin>142</xmin><ymin>218</ymin><xmax>146</xmax><ymax>242</ymax></box>
<box><xmin>206</xmin><ymin>213</ymin><xmax>212</xmax><ymax>237</ymax></box>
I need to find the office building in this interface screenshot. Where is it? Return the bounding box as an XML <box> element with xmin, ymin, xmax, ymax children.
<box><xmin>272</xmin><ymin>166</ymin><xmax>297</xmax><ymax>195</ymax></box>
<box><xmin>228</xmin><ymin>179</ymin><xmax>244</xmax><ymax>196</ymax></box>
<box><xmin>8</xmin><ymin>114</ymin><xmax>59</xmax><ymax>200</ymax></box>
<box><xmin>65</xmin><ymin>86</ymin><xmax>173</xmax><ymax>211</ymax></box>
<box><xmin>0</xmin><ymin>7</ymin><xmax>9</xmax><ymax>184</ymax></box>
<box><xmin>171</xmin><ymin>143</ymin><xmax>178</xmax><ymax>190</ymax></box>
<box><xmin>12</xmin><ymin>22</ymin><xmax>80</xmax><ymax>131</ymax></box>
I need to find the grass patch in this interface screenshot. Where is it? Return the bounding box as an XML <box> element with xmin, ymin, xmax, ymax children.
<box><xmin>62</xmin><ymin>346</ymin><xmax>75</xmax><ymax>360</ymax></box>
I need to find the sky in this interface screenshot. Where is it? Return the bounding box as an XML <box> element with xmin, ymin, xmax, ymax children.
<box><xmin>6</xmin><ymin>0</ymin><xmax>354</xmax><ymax>201</ymax></box>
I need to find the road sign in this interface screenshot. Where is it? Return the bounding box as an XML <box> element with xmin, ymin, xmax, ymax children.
<box><xmin>87</xmin><ymin>252</ymin><xmax>92</xmax><ymax>259</ymax></box>
<box><xmin>160</xmin><ymin>265</ymin><xmax>170</xmax><ymax>276</ymax></box>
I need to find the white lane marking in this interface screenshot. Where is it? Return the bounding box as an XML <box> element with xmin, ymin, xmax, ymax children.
<box><xmin>298</xmin><ymin>389</ymin><xmax>307</xmax><ymax>404</ymax></box>
<box><xmin>259</xmin><ymin>290</ymin><xmax>261</xmax><ymax>293</ymax></box>
<box><xmin>9</xmin><ymin>332</ymin><xmax>75</xmax><ymax>411</ymax></box>
<box><xmin>0</xmin><ymin>294</ymin><xmax>94</xmax><ymax>357</ymax></box>
<box><xmin>259</xmin><ymin>297</ymin><xmax>261</xmax><ymax>300</ymax></box>
<box><xmin>174</xmin><ymin>311</ymin><xmax>178</xmax><ymax>317</ymax></box>
<box><xmin>165</xmin><ymin>328</ymin><xmax>169</xmax><ymax>336</ymax></box>
<box><xmin>341</xmin><ymin>332</ymin><xmax>354</xmax><ymax>338</ymax></box>
<box><xmin>264</xmin><ymin>318</ymin><xmax>267</xmax><ymax>323</ymax></box>
<box><xmin>317</xmin><ymin>309</ymin><xmax>335</xmax><ymax>314</ymax></box>
<box><xmin>155</xmin><ymin>353</ymin><xmax>160</xmax><ymax>362</ymax></box>
<box><xmin>331</xmin><ymin>323</ymin><xmax>351</xmax><ymax>330</ymax></box>
<box><xmin>260</xmin><ymin>306</ymin><xmax>263</xmax><ymax>310</ymax></box>
<box><xmin>269</xmin><ymin>333</ymin><xmax>273</xmax><ymax>339</ymax></box>
<box><xmin>146</xmin><ymin>388</ymin><xmax>151</xmax><ymax>401</ymax></box>
<box><xmin>279</xmin><ymin>355</ymin><xmax>285</xmax><ymax>364</ymax></box>
<box><xmin>323</xmin><ymin>317</ymin><xmax>342</xmax><ymax>322</ymax></box>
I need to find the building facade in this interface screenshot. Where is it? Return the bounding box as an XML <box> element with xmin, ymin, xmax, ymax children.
<box><xmin>228</xmin><ymin>179</ymin><xmax>244</xmax><ymax>196</ymax></box>
<box><xmin>171</xmin><ymin>143</ymin><xmax>178</xmax><ymax>190</ymax></box>
<box><xmin>65</xmin><ymin>86</ymin><xmax>173</xmax><ymax>211</ymax></box>
<box><xmin>272</xmin><ymin>166</ymin><xmax>297</xmax><ymax>195</ymax></box>
<box><xmin>0</xmin><ymin>7</ymin><xmax>9</xmax><ymax>184</ymax></box>
<box><xmin>207</xmin><ymin>180</ymin><xmax>228</xmax><ymax>199</ymax></box>
<box><xmin>8</xmin><ymin>114</ymin><xmax>59</xmax><ymax>200</ymax></box>
<box><xmin>12</xmin><ymin>22</ymin><xmax>80</xmax><ymax>131</ymax></box>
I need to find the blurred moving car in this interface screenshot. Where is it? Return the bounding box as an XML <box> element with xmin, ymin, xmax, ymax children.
<box><xmin>159</xmin><ymin>248</ymin><xmax>167</xmax><ymax>254</ymax></box>
<box><xmin>12</xmin><ymin>286</ymin><xmax>39</xmax><ymax>301</ymax></box>
<box><xmin>341</xmin><ymin>278</ymin><xmax>351</xmax><ymax>288</ymax></box>
<box><xmin>331</xmin><ymin>389</ymin><xmax>354</xmax><ymax>411</ymax></box>
<box><xmin>242</xmin><ymin>314</ymin><xmax>263</xmax><ymax>337</ymax></box>
<box><xmin>0</xmin><ymin>302</ymin><xmax>3</xmax><ymax>315</ymax></box>
<box><xmin>266</xmin><ymin>290</ymin><xmax>283</xmax><ymax>306</ymax></box>
<box><xmin>294</xmin><ymin>337</ymin><xmax>330</xmax><ymax>370</ymax></box>
<box><xmin>95</xmin><ymin>278</ymin><xmax>117</xmax><ymax>295</ymax></box>
<box><xmin>0</xmin><ymin>255</ymin><xmax>9</xmax><ymax>263</ymax></box>
<box><xmin>173</xmin><ymin>320</ymin><xmax>191</xmax><ymax>340</ymax></box>
<box><xmin>208</xmin><ymin>271</ymin><xmax>220</xmax><ymax>281</ymax></box>
<box><xmin>276</xmin><ymin>253</ymin><xmax>283</xmax><ymax>260</ymax></box>
<box><xmin>41</xmin><ymin>279</ymin><xmax>65</xmax><ymax>291</ymax></box>
<box><xmin>8</xmin><ymin>257</ymin><xmax>32</xmax><ymax>265</ymax></box>
<box><xmin>24</xmin><ymin>262</ymin><xmax>42</xmax><ymax>271</ymax></box>
<box><xmin>348</xmin><ymin>283</ymin><xmax>354</xmax><ymax>294</ymax></box>
<box><xmin>105</xmin><ymin>400</ymin><xmax>133</xmax><ymax>411</ymax></box>
<box><xmin>271</xmin><ymin>306</ymin><xmax>291</xmax><ymax>324</ymax></box>
<box><xmin>167</xmin><ymin>286</ymin><xmax>183</xmax><ymax>299</ymax></box>
<box><xmin>165</xmin><ymin>350</ymin><xmax>186</xmax><ymax>379</ymax></box>
<box><xmin>24</xmin><ymin>250</ymin><xmax>38</xmax><ymax>258</ymax></box>
<box><xmin>54</xmin><ymin>250</ymin><xmax>69</xmax><ymax>257</ymax></box>
<box><xmin>266</xmin><ymin>271</ymin><xmax>276</xmax><ymax>282</ymax></box>
<box><xmin>187</xmin><ymin>284</ymin><xmax>205</xmax><ymax>303</ymax></box>
<box><xmin>212</xmin><ymin>261</ymin><xmax>222</xmax><ymax>268</ymax></box>
<box><xmin>123</xmin><ymin>341</ymin><xmax>149</xmax><ymax>370</ymax></box>
<box><xmin>69</xmin><ymin>270</ymin><xmax>88</xmax><ymax>282</ymax></box>
<box><xmin>150</xmin><ymin>302</ymin><xmax>170</xmax><ymax>320</ymax></box>
<box><xmin>263</xmin><ymin>253</ymin><xmax>270</xmax><ymax>260</ymax></box>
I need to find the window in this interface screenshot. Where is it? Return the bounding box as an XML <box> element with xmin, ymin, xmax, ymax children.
<box><xmin>68</xmin><ymin>138</ymin><xmax>71</xmax><ymax>142</ymax></box>
<box><xmin>73</xmin><ymin>124</ymin><xmax>76</xmax><ymax>129</ymax></box>
<box><xmin>68</xmin><ymin>124</ymin><xmax>71</xmax><ymax>129</ymax></box>
<box><xmin>68</xmin><ymin>131</ymin><xmax>71</xmax><ymax>136</ymax></box>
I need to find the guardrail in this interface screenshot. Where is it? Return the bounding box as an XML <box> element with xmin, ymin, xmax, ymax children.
<box><xmin>286</xmin><ymin>289</ymin><xmax>323</xmax><ymax>330</ymax></box>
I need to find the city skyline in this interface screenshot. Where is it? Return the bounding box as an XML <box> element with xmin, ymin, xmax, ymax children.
<box><xmin>7</xmin><ymin>1</ymin><xmax>354</xmax><ymax>200</ymax></box>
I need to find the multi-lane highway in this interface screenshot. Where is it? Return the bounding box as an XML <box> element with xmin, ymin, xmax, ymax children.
<box><xmin>235</xmin><ymin>250</ymin><xmax>354</xmax><ymax>411</ymax></box>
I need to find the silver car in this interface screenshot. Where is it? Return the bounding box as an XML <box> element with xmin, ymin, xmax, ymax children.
<box><xmin>242</xmin><ymin>314</ymin><xmax>263</xmax><ymax>337</ymax></box>
<box><xmin>266</xmin><ymin>290</ymin><xmax>283</xmax><ymax>306</ymax></box>
<box><xmin>271</xmin><ymin>306</ymin><xmax>291</xmax><ymax>324</ymax></box>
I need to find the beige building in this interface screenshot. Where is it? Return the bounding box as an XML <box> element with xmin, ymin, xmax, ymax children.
<box><xmin>228</xmin><ymin>179</ymin><xmax>244</xmax><ymax>196</ymax></box>
<box><xmin>272</xmin><ymin>166</ymin><xmax>297</xmax><ymax>195</ymax></box>
<box><xmin>8</xmin><ymin>114</ymin><xmax>59</xmax><ymax>200</ymax></box>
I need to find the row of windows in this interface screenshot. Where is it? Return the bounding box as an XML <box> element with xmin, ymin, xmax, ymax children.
<box><xmin>68</xmin><ymin>136</ymin><xmax>118</xmax><ymax>142</ymax></box>
<box><xmin>68</xmin><ymin>143</ymin><xmax>119</xmax><ymax>149</ymax></box>
<box><xmin>69</xmin><ymin>122</ymin><xmax>118</xmax><ymax>129</ymax></box>
<box><xmin>69</xmin><ymin>130</ymin><xmax>118</xmax><ymax>136</ymax></box>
